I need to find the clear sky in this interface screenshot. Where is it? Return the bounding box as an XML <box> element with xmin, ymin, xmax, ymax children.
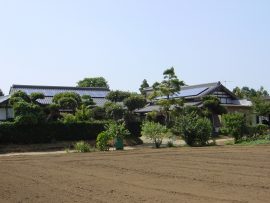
<box><xmin>0</xmin><ymin>0</ymin><xmax>269</xmax><ymax>95</ymax></box>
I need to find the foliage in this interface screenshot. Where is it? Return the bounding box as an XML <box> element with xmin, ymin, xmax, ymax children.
<box><xmin>236</xmin><ymin>139</ymin><xmax>270</xmax><ymax>146</ymax></box>
<box><xmin>123</xmin><ymin>94</ymin><xmax>146</xmax><ymax>111</ymax></box>
<box><xmin>45</xmin><ymin>104</ymin><xmax>60</xmax><ymax>121</ymax></box>
<box><xmin>13</xmin><ymin>101</ymin><xmax>45</xmax><ymax>124</ymax></box>
<box><xmin>146</xmin><ymin>111</ymin><xmax>162</xmax><ymax>123</ymax></box>
<box><xmin>246</xmin><ymin>124</ymin><xmax>269</xmax><ymax>140</ymax></box>
<box><xmin>75</xmin><ymin>105</ymin><xmax>92</xmax><ymax>121</ymax></box>
<box><xmin>77</xmin><ymin>77</ymin><xmax>109</xmax><ymax>88</ymax></box>
<box><xmin>255</xmin><ymin>124</ymin><xmax>269</xmax><ymax>136</ymax></box>
<box><xmin>141</xmin><ymin>121</ymin><xmax>169</xmax><ymax>148</ymax></box>
<box><xmin>61</xmin><ymin>113</ymin><xmax>77</xmax><ymax>123</ymax></box>
<box><xmin>9</xmin><ymin>90</ymin><xmax>31</xmax><ymax>105</ymax></box>
<box><xmin>30</xmin><ymin>92</ymin><xmax>45</xmax><ymax>102</ymax></box>
<box><xmin>139</xmin><ymin>79</ymin><xmax>150</xmax><ymax>96</ymax></box>
<box><xmin>9</xmin><ymin>91</ymin><xmax>46</xmax><ymax>124</ymax></box>
<box><xmin>53</xmin><ymin>92</ymin><xmax>82</xmax><ymax>111</ymax></box>
<box><xmin>81</xmin><ymin>95</ymin><xmax>95</xmax><ymax>107</ymax></box>
<box><xmin>0</xmin><ymin>121</ymin><xmax>107</xmax><ymax>144</ymax></box>
<box><xmin>0</xmin><ymin>89</ymin><xmax>3</xmax><ymax>96</ymax></box>
<box><xmin>167</xmin><ymin>141</ymin><xmax>174</xmax><ymax>147</ymax></box>
<box><xmin>221</xmin><ymin>113</ymin><xmax>246</xmax><ymax>143</ymax></box>
<box><xmin>149</xmin><ymin>67</ymin><xmax>185</xmax><ymax>126</ymax></box>
<box><xmin>91</xmin><ymin>106</ymin><xmax>106</xmax><ymax>120</ymax></box>
<box><xmin>96</xmin><ymin>122</ymin><xmax>130</xmax><ymax>151</ymax></box>
<box><xmin>104</xmin><ymin>102</ymin><xmax>125</xmax><ymax>120</ymax></box>
<box><xmin>106</xmin><ymin>90</ymin><xmax>131</xmax><ymax>102</ymax></box>
<box><xmin>252</xmin><ymin>96</ymin><xmax>270</xmax><ymax>116</ymax></box>
<box><xmin>174</xmin><ymin>112</ymin><xmax>212</xmax><ymax>146</ymax></box>
<box><xmin>233</xmin><ymin>86</ymin><xmax>269</xmax><ymax>99</ymax></box>
<box><xmin>74</xmin><ymin>141</ymin><xmax>93</xmax><ymax>152</ymax></box>
<box><xmin>105</xmin><ymin>122</ymin><xmax>130</xmax><ymax>139</ymax></box>
<box><xmin>96</xmin><ymin>131</ymin><xmax>112</xmax><ymax>151</ymax></box>
<box><xmin>202</xmin><ymin>95</ymin><xmax>227</xmax><ymax>116</ymax></box>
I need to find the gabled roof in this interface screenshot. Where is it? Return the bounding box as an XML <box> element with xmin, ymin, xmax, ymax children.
<box><xmin>146</xmin><ymin>81</ymin><xmax>238</xmax><ymax>100</ymax></box>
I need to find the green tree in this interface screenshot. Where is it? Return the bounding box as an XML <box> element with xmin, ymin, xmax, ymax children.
<box><xmin>53</xmin><ymin>92</ymin><xmax>82</xmax><ymax>111</ymax></box>
<box><xmin>9</xmin><ymin>91</ymin><xmax>46</xmax><ymax>124</ymax></box>
<box><xmin>233</xmin><ymin>86</ymin><xmax>269</xmax><ymax>99</ymax></box>
<box><xmin>81</xmin><ymin>95</ymin><xmax>96</xmax><ymax>107</ymax></box>
<box><xmin>9</xmin><ymin>91</ymin><xmax>31</xmax><ymax>105</ymax></box>
<box><xmin>91</xmin><ymin>106</ymin><xmax>106</xmax><ymax>120</ymax></box>
<box><xmin>106</xmin><ymin>90</ymin><xmax>131</xmax><ymax>102</ymax></box>
<box><xmin>77</xmin><ymin>77</ymin><xmax>109</xmax><ymax>88</ymax></box>
<box><xmin>123</xmin><ymin>94</ymin><xmax>146</xmax><ymax>112</ymax></box>
<box><xmin>149</xmin><ymin>67</ymin><xmax>185</xmax><ymax>125</ymax></box>
<box><xmin>221</xmin><ymin>113</ymin><xmax>246</xmax><ymax>143</ymax></box>
<box><xmin>202</xmin><ymin>95</ymin><xmax>227</xmax><ymax>127</ymax></box>
<box><xmin>173</xmin><ymin>111</ymin><xmax>212</xmax><ymax>146</ymax></box>
<box><xmin>139</xmin><ymin>79</ymin><xmax>150</xmax><ymax>96</ymax></box>
<box><xmin>104</xmin><ymin>102</ymin><xmax>125</xmax><ymax>120</ymax></box>
<box><xmin>30</xmin><ymin>92</ymin><xmax>45</xmax><ymax>103</ymax></box>
<box><xmin>141</xmin><ymin>121</ymin><xmax>170</xmax><ymax>148</ymax></box>
<box><xmin>13</xmin><ymin>101</ymin><xmax>45</xmax><ymax>124</ymax></box>
<box><xmin>75</xmin><ymin>105</ymin><xmax>93</xmax><ymax>121</ymax></box>
<box><xmin>252</xmin><ymin>96</ymin><xmax>270</xmax><ymax>117</ymax></box>
<box><xmin>0</xmin><ymin>89</ymin><xmax>3</xmax><ymax>96</ymax></box>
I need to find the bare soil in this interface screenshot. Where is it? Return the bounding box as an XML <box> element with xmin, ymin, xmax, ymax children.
<box><xmin>0</xmin><ymin>146</ymin><xmax>269</xmax><ymax>203</ymax></box>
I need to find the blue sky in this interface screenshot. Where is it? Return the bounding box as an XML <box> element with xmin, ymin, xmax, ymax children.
<box><xmin>0</xmin><ymin>0</ymin><xmax>269</xmax><ymax>94</ymax></box>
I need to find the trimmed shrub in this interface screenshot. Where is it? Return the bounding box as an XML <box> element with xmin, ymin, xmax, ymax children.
<box><xmin>74</xmin><ymin>141</ymin><xmax>93</xmax><ymax>153</ymax></box>
<box><xmin>174</xmin><ymin>112</ymin><xmax>212</xmax><ymax>146</ymax></box>
<box><xmin>0</xmin><ymin>120</ymin><xmax>142</xmax><ymax>144</ymax></box>
<box><xmin>221</xmin><ymin>113</ymin><xmax>246</xmax><ymax>143</ymax></box>
<box><xmin>0</xmin><ymin>121</ymin><xmax>107</xmax><ymax>144</ymax></box>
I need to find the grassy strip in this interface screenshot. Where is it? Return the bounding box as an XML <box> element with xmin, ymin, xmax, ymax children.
<box><xmin>236</xmin><ymin>139</ymin><xmax>270</xmax><ymax>146</ymax></box>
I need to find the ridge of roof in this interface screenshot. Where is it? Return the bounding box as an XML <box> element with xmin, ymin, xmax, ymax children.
<box><xmin>10</xmin><ymin>84</ymin><xmax>110</xmax><ymax>92</ymax></box>
<box><xmin>144</xmin><ymin>81</ymin><xmax>221</xmax><ymax>91</ymax></box>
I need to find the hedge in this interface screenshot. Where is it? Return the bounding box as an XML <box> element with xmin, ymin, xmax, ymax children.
<box><xmin>0</xmin><ymin>121</ymin><xmax>142</xmax><ymax>144</ymax></box>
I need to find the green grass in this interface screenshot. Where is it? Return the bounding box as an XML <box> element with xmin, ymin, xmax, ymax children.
<box><xmin>236</xmin><ymin>139</ymin><xmax>270</xmax><ymax>146</ymax></box>
<box><xmin>74</xmin><ymin>141</ymin><xmax>95</xmax><ymax>153</ymax></box>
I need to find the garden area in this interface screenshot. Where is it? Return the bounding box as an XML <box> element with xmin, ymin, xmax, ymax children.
<box><xmin>1</xmin><ymin>70</ymin><xmax>270</xmax><ymax>154</ymax></box>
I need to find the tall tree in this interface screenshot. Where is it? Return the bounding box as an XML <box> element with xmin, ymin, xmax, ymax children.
<box><xmin>139</xmin><ymin>79</ymin><xmax>150</xmax><ymax>96</ymax></box>
<box><xmin>0</xmin><ymin>89</ymin><xmax>3</xmax><ymax>96</ymax></box>
<box><xmin>77</xmin><ymin>77</ymin><xmax>109</xmax><ymax>88</ymax></box>
<box><xmin>149</xmin><ymin>67</ymin><xmax>185</xmax><ymax>125</ymax></box>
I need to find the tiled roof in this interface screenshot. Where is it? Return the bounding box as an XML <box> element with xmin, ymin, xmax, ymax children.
<box><xmin>8</xmin><ymin>84</ymin><xmax>110</xmax><ymax>107</ymax></box>
<box><xmin>10</xmin><ymin>84</ymin><xmax>109</xmax><ymax>98</ymax></box>
<box><xmin>0</xmin><ymin>95</ymin><xmax>10</xmax><ymax>105</ymax></box>
<box><xmin>36</xmin><ymin>97</ymin><xmax>107</xmax><ymax>107</ymax></box>
<box><xmin>145</xmin><ymin>81</ymin><xmax>238</xmax><ymax>100</ymax></box>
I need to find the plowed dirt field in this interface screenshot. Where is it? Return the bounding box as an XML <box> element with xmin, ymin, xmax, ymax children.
<box><xmin>0</xmin><ymin>146</ymin><xmax>269</xmax><ymax>203</ymax></box>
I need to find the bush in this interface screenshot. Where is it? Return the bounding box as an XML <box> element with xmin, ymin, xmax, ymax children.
<box><xmin>96</xmin><ymin>131</ymin><xmax>112</xmax><ymax>151</ymax></box>
<box><xmin>0</xmin><ymin>121</ymin><xmax>107</xmax><ymax>144</ymax></box>
<box><xmin>174</xmin><ymin>112</ymin><xmax>212</xmax><ymax>146</ymax></box>
<box><xmin>74</xmin><ymin>141</ymin><xmax>93</xmax><ymax>152</ymax></box>
<box><xmin>0</xmin><ymin>120</ymin><xmax>142</xmax><ymax>144</ymax></box>
<box><xmin>256</xmin><ymin>124</ymin><xmax>269</xmax><ymax>136</ymax></box>
<box><xmin>141</xmin><ymin>121</ymin><xmax>169</xmax><ymax>148</ymax></box>
<box><xmin>221</xmin><ymin>113</ymin><xmax>246</xmax><ymax>143</ymax></box>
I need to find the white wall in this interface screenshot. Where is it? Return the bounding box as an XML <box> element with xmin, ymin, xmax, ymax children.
<box><xmin>0</xmin><ymin>108</ymin><xmax>14</xmax><ymax>120</ymax></box>
<box><xmin>0</xmin><ymin>108</ymin><xmax>6</xmax><ymax>120</ymax></box>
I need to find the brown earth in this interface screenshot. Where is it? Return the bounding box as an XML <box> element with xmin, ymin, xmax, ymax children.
<box><xmin>0</xmin><ymin>146</ymin><xmax>270</xmax><ymax>203</ymax></box>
